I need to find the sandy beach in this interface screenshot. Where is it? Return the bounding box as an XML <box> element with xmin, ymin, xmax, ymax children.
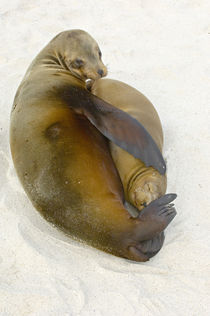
<box><xmin>0</xmin><ymin>1</ymin><xmax>210</xmax><ymax>315</ymax></box>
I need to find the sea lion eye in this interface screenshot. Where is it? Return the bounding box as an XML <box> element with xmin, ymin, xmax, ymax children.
<box><xmin>99</xmin><ymin>50</ymin><xmax>102</xmax><ymax>58</ymax></box>
<box><xmin>72</xmin><ymin>59</ymin><xmax>84</xmax><ymax>68</ymax></box>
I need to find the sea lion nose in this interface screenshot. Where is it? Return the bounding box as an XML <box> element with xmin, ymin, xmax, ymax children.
<box><xmin>97</xmin><ymin>69</ymin><xmax>104</xmax><ymax>77</ymax></box>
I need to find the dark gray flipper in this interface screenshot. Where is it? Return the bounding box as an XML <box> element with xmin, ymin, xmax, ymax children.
<box><xmin>135</xmin><ymin>193</ymin><xmax>177</xmax><ymax>241</ymax></box>
<box><xmin>129</xmin><ymin>232</ymin><xmax>165</xmax><ymax>261</ymax></box>
<box><xmin>63</xmin><ymin>86</ymin><xmax>166</xmax><ymax>175</ymax></box>
<box><xmin>127</xmin><ymin>194</ymin><xmax>177</xmax><ymax>261</ymax></box>
<box><xmin>136</xmin><ymin>232</ymin><xmax>165</xmax><ymax>258</ymax></box>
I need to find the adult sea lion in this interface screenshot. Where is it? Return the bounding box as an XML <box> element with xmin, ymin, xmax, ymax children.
<box><xmin>10</xmin><ymin>30</ymin><xmax>176</xmax><ymax>261</ymax></box>
<box><xmin>91</xmin><ymin>79</ymin><xmax>167</xmax><ymax>211</ymax></box>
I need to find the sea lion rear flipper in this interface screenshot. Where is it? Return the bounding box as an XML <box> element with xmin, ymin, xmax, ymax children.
<box><xmin>129</xmin><ymin>232</ymin><xmax>165</xmax><ymax>261</ymax></box>
<box><xmin>70</xmin><ymin>88</ymin><xmax>166</xmax><ymax>175</ymax></box>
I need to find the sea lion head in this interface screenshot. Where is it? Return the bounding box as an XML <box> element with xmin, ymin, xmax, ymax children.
<box><xmin>51</xmin><ymin>30</ymin><xmax>107</xmax><ymax>82</ymax></box>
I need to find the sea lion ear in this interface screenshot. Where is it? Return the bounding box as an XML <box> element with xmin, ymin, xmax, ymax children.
<box><xmin>81</xmin><ymin>92</ymin><xmax>167</xmax><ymax>175</ymax></box>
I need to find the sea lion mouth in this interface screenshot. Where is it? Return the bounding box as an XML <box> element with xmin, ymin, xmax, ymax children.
<box><xmin>69</xmin><ymin>68</ymin><xmax>101</xmax><ymax>82</ymax></box>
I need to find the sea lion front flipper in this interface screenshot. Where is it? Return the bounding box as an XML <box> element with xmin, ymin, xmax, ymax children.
<box><xmin>87</xmin><ymin>93</ymin><xmax>167</xmax><ymax>175</ymax></box>
<box><xmin>66</xmin><ymin>87</ymin><xmax>166</xmax><ymax>175</ymax></box>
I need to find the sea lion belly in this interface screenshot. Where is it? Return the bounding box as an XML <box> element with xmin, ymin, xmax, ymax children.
<box><xmin>10</xmin><ymin>88</ymin><xmax>130</xmax><ymax>253</ymax></box>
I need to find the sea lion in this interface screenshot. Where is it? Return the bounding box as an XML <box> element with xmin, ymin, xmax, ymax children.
<box><xmin>10</xmin><ymin>30</ymin><xmax>176</xmax><ymax>261</ymax></box>
<box><xmin>91</xmin><ymin>79</ymin><xmax>167</xmax><ymax>210</ymax></box>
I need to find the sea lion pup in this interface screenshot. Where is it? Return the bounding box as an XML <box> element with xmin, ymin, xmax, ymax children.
<box><xmin>91</xmin><ymin>79</ymin><xmax>167</xmax><ymax>210</ymax></box>
<box><xmin>10</xmin><ymin>30</ymin><xmax>176</xmax><ymax>261</ymax></box>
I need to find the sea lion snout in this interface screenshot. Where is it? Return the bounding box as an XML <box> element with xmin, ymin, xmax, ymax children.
<box><xmin>83</xmin><ymin>61</ymin><xmax>107</xmax><ymax>81</ymax></box>
<box><xmin>98</xmin><ymin>69</ymin><xmax>104</xmax><ymax>77</ymax></box>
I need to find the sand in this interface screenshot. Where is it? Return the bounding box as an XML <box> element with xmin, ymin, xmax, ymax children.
<box><xmin>0</xmin><ymin>0</ymin><xmax>210</xmax><ymax>315</ymax></box>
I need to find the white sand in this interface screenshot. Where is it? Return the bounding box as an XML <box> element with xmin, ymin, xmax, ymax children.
<box><xmin>0</xmin><ymin>0</ymin><xmax>210</xmax><ymax>315</ymax></box>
